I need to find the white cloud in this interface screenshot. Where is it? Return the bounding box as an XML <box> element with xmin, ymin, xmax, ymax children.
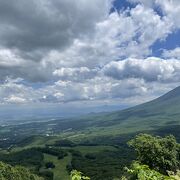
<box><xmin>156</xmin><ymin>0</ymin><xmax>180</xmax><ymax>29</ymax></box>
<box><xmin>102</xmin><ymin>57</ymin><xmax>180</xmax><ymax>82</ymax></box>
<box><xmin>162</xmin><ymin>47</ymin><xmax>180</xmax><ymax>59</ymax></box>
<box><xmin>129</xmin><ymin>0</ymin><xmax>180</xmax><ymax>29</ymax></box>
<box><xmin>53</xmin><ymin>67</ymin><xmax>97</xmax><ymax>81</ymax></box>
<box><xmin>0</xmin><ymin>0</ymin><xmax>180</xmax><ymax>106</ymax></box>
<box><xmin>42</xmin><ymin>4</ymin><xmax>173</xmax><ymax>72</ymax></box>
<box><xmin>4</xmin><ymin>95</ymin><xmax>26</xmax><ymax>104</ymax></box>
<box><xmin>0</xmin><ymin>49</ymin><xmax>24</xmax><ymax>67</ymax></box>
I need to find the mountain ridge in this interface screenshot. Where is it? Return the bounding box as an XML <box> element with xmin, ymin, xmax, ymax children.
<box><xmin>83</xmin><ymin>86</ymin><xmax>180</xmax><ymax>136</ymax></box>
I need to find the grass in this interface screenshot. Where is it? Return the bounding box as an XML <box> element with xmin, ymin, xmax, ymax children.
<box><xmin>71</xmin><ymin>145</ymin><xmax>118</xmax><ymax>155</ymax></box>
<box><xmin>11</xmin><ymin>137</ymin><xmax>48</xmax><ymax>152</ymax></box>
<box><xmin>11</xmin><ymin>136</ymin><xmax>62</xmax><ymax>152</ymax></box>
<box><xmin>42</xmin><ymin>153</ymin><xmax>71</xmax><ymax>180</ymax></box>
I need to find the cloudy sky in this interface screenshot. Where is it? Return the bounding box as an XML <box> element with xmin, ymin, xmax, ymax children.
<box><xmin>0</xmin><ymin>0</ymin><xmax>180</xmax><ymax>114</ymax></box>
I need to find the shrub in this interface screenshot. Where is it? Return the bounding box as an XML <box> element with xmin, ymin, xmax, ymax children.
<box><xmin>128</xmin><ymin>133</ymin><xmax>180</xmax><ymax>174</ymax></box>
<box><xmin>70</xmin><ymin>170</ymin><xmax>90</xmax><ymax>180</ymax></box>
<box><xmin>0</xmin><ymin>161</ymin><xmax>43</xmax><ymax>180</ymax></box>
<box><xmin>121</xmin><ymin>161</ymin><xmax>173</xmax><ymax>180</ymax></box>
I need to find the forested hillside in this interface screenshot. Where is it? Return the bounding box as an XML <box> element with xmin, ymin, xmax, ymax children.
<box><xmin>0</xmin><ymin>87</ymin><xmax>180</xmax><ymax>179</ymax></box>
<box><xmin>0</xmin><ymin>161</ymin><xmax>43</xmax><ymax>180</ymax></box>
<box><xmin>0</xmin><ymin>133</ymin><xmax>180</xmax><ymax>180</ymax></box>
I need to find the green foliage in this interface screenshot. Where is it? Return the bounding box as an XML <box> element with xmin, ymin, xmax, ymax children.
<box><xmin>70</xmin><ymin>170</ymin><xmax>90</xmax><ymax>180</ymax></box>
<box><xmin>70</xmin><ymin>147</ymin><xmax>134</xmax><ymax>180</ymax></box>
<box><xmin>128</xmin><ymin>134</ymin><xmax>180</xmax><ymax>174</ymax></box>
<box><xmin>167</xmin><ymin>170</ymin><xmax>180</xmax><ymax>180</ymax></box>
<box><xmin>121</xmin><ymin>161</ymin><xmax>174</xmax><ymax>180</ymax></box>
<box><xmin>33</xmin><ymin>147</ymin><xmax>68</xmax><ymax>159</ymax></box>
<box><xmin>0</xmin><ymin>161</ymin><xmax>43</xmax><ymax>180</ymax></box>
<box><xmin>0</xmin><ymin>149</ymin><xmax>44</xmax><ymax>171</ymax></box>
<box><xmin>53</xmin><ymin>139</ymin><xmax>76</xmax><ymax>147</ymax></box>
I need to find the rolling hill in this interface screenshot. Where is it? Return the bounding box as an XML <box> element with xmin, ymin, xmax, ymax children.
<box><xmin>1</xmin><ymin>86</ymin><xmax>180</xmax><ymax>148</ymax></box>
<box><xmin>0</xmin><ymin>86</ymin><xmax>180</xmax><ymax>180</ymax></box>
<box><xmin>71</xmin><ymin>85</ymin><xmax>180</xmax><ymax>139</ymax></box>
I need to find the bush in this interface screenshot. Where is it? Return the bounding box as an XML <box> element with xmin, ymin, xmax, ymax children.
<box><xmin>121</xmin><ymin>161</ymin><xmax>173</xmax><ymax>180</ymax></box>
<box><xmin>70</xmin><ymin>170</ymin><xmax>90</xmax><ymax>180</ymax></box>
<box><xmin>128</xmin><ymin>133</ymin><xmax>180</xmax><ymax>174</ymax></box>
<box><xmin>0</xmin><ymin>161</ymin><xmax>43</xmax><ymax>180</ymax></box>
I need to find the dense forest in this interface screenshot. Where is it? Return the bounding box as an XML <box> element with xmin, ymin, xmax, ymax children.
<box><xmin>0</xmin><ymin>86</ymin><xmax>180</xmax><ymax>179</ymax></box>
<box><xmin>0</xmin><ymin>133</ymin><xmax>180</xmax><ymax>180</ymax></box>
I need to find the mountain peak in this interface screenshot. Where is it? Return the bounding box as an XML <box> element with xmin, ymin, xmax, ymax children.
<box><xmin>157</xmin><ymin>86</ymin><xmax>180</xmax><ymax>102</ymax></box>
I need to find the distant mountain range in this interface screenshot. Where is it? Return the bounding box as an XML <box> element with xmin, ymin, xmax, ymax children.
<box><xmin>1</xmin><ymin>86</ymin><xmax>180</xmax><ymax>145</ymax></box>
<box><xmin>75</xmin><ymin>86</ymin><xmax>180</xmax><ymax>138</ymax></box>
<box><xmin>39</xmin><ymin>86</ymin><xmax>180</xmax><ymax>138</ymax></box>
<box><xmin>106</xmin><ymin>86</ymin><xmax>180</xmax><ymax>127</ymax></box>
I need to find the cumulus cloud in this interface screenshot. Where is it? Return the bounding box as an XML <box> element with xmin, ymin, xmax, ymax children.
<box><xmin>0</xmin><ymin>0</ymin><xmax>180</xmax><ymax>106</ymax></box>
<box><xmin>0</xmin><ymin>0</ymin><xmax>110</xmax><ymax>52</ymax></box>
<box><xmin>27</xmin><ymin>77</ymin><xmax>149</xmax><ymax>104</ymax></box>
<box><xmin>0</xmin><ymin>50</ymin><xmax>51</xmax><ymax>82</ymax></box>
<box><xmin>4</xmin><ymin>95</ymin><xmax>26</xmax><ymax>104</ymax></box>
<box><xmin>53</xmin><ymin>67</ymin><xmax>98</xmax><ymax>82</ymax></box>
<box><xmin>102</xmin><ymin>57</ymin><xmax>180</xmax><ymax>82</ymax></box>
<box><xmin>129</xmin><ymin>0</ymin><xmax>180</xmax><ymax>29</ymax></box>
<box><xmin>0</xmin><ymin>0</ymin><xmax>176</xmax><ymax>81</ymax></box>
<box><xmin>41</xmin><ymin>3</ymin><xmax>173</xmax><ymax>73</ymax></box>
<box><xmin>0</xmin><ymin>0</ymin><xmax>111</xmax><ymax>82</ymax></box>
<box><xmin>162</xmin><ymin>47</ymin><xmax>180</xmax><ymax>59</ymax></box>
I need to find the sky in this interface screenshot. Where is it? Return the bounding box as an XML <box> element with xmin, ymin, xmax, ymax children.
<box><xmin>0</xmin><ymin>0</ymin><xmax>180</xmax><ymax>117</ymax></box>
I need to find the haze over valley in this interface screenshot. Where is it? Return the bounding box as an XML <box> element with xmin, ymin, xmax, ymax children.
<box><xmin>0</xmin><ymin>0</ymin><xmax>180</xmax><ymax>179</ymax></box>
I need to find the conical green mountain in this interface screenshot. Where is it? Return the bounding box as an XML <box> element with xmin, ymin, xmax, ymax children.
<box><xmin>115</xmin><ymin>86</ymin><xmax>180</xmax><ymax>124</ymax></box>
<box><xmin>81</xmin><ymin>86</ymin><xmax>180</xmax><ymax>136</ymax></box>
<box><xmin>13</xmin><ymin>86</ymin><xmax>180</xmax><ymax>141</ymax></box>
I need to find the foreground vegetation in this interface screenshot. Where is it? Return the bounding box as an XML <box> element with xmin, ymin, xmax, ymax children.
<box><xmin>0</xmin><ymin>87</ymin><xmax>180</xmax><ymax>179</ymax></box>
<box><xmin>0</xmin><ymin>161</ymin><xmax>43</xmax><ymax>180</ymax></box>
<box><xmin>122</xmin><ymin>162</ymin><xmax>180</xmax><ymax>180</ymax></box>
<box><xmin>70</xmin><ymin>134</ymin><xmax>180</xmax><ymax>180</ymax></box>
<box><xmin>122</xmin><ymin>134</ymin><xmax>180</xmax><ymax>180</ymax></box>
<box><xmin>0</xmin><ymin>133</ymin><xmax>179</xmax><ymax>180</ymax></box>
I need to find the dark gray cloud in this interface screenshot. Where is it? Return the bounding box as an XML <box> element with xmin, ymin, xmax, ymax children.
<box><xmin>102</xmin><ymin>58</ymin><xmax>180</xmax><ymax>83</ymax></box>
<box><xmin>0</xmin><ymin>0</ymin><xmax>110</xmax><ymax>81</ymax></box>
<box><xmin>0</xmin><ymin>0</ymin><xmax>180</xmax><ymax>105</ymax></box>
<box><xmin>0</xmin><ymin>0</ymin><xmax>109</xmax><ymax>53</ymax></box>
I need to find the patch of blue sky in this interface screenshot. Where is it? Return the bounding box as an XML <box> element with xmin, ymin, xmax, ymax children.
<box><xmin>110</xmin><ymin>0</ymin><xmax>135</xmax><ymax>13</ymax></box>
<box><xmin>151</xmin><ymin>30</ymin><xmax>180</xmax><ymax>57</ymax></box>
<box><xmin>19</xmin><ymin>80</ymin><xmax>55</xmax><ymax>89</ymax></box>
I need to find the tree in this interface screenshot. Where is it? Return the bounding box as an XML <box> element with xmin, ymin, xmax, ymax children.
<box><xmin>128</xmin><ymin>134</ymin><xmax>180</xmax><ymax>174</ymax></box>
<box><xmin>0</xmin><ymin>161</ymin><xmax>43</xmax><ymax>180</ymax></box>
<box><xmin>70</xmin><ymin>170</ymin><xmax>90</xmax><ymax>180</ymax></box>
<box><xmin>121</xmin><ymin>161</ymin><xmax>180</xmax><ymax>180</ymax></box>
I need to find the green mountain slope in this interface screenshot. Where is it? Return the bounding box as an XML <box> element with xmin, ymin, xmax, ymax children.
<box><xmin>77</xmin><ymin>86</ymin><xmax>180</xmax><ymax>137</ymax></box>
<box><xmin>112</xmin><ymin>86</ymin><xmax>180</xmax><ymax>123</ymax></box>
<box><xmin>1</xmin><ymin>86</ymin><xmax>180</xmax><ymax>148</ymax></box>
<box><xmin>1</xmin><ymin>87</ymin><xmax>180</xmax><ymax>180</ymax></box>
